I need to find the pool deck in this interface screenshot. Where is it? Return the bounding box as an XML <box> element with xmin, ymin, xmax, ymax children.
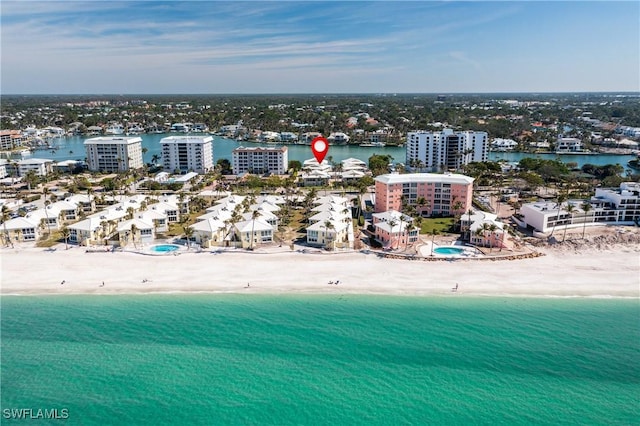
<box><xmin>418</xmin><ymin>241</ymin><xmax>481</xmax><ymax>258</ymax></box>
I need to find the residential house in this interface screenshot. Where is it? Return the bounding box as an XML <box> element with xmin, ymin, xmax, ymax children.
<box><xmin>460</xmin><ymin>210</ymin><xmax>508</xmax><ymax>249</ymax></box>
<box><xmin>117</xmin><ymin>218</ymin><xmax>155</xmax><ymax>247</ymax></box>
<box><xmin>371</xmin><ymin>210</ymin><xmax>418</xmax><ymax>249</ymax></box>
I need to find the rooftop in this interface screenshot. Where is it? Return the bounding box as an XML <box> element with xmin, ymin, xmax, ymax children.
<box><xmin>375</xmin><ymin>173</ymin><xmax>474</xmax><ymax>185</ymax></box>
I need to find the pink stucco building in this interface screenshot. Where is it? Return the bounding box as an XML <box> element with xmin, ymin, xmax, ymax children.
<box><xmin>374</xmin><ymin>173</ymin><xmax>474</xmax><ymax>216</ymax></box>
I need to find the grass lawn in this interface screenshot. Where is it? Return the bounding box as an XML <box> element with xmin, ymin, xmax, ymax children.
<box><xmin>419</xmin><ymin>217</ymin><xmax>456</xmax><ymax>235</ymax></box>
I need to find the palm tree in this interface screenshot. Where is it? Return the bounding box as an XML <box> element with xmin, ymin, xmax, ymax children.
<box><xmin>151</xmin><ymin>154</ymin><xmax>160</xmax><ymax>165</ymax></box>
<box><xmin>581</xmin><ymin>202</ymin><xmax>592</xmax><ymax>240</ymax></box>
<box><xmin>183</xmin><ymin>225</ymin><xmax>194</xmax><ymax>250</ymax></box>
<box><xmin>249</xmin><ymin>209</ymin><xmax>261</xmax><ymax>250</ymax></box>
<box><xmin>43</xmin><ymin>200</ymin><xmax>52</xmax><ymax>238</ymax></box>
<box><xmin>60</xmin><ymin>226</ymin><xmax>70</xmax><ymax>250</ymax></box>
<box><xmin>463</xmin><ymin>209</ymin><xmax>474</xmax><ymax>241</ymax></box>
<box><xmin>487</xmin><ymin>223</ymin><xmax>497</xmax><ymax>252</ymax></box>
<box><xmin>474</xmin><ymin>227</ymin><xmax>485</xmax><ymax>249</ymax></box>
<box><xmin>481</xmin><ymin>222</ymin><xmax>491</xmax><ymax>249</ymax></box>
<box><xmin>452</xmin><ymin>199</ymin><xmax>464</xmax><ymax>231</ymax></box>
<box><xmin>130</xmin><ymin>223</ymin><xmax>138</xmax><ymax>249</ymax></box>
<box><xmin>562</xmin><ymin>204</ymin><xmax>576</xmax><ymax>242</ymax></box>
<box><xmin>397</xmin><ymin>214</ymin><xmax>406</xmax><ymax>250</ymax></box>
<box><xmin>549</xmin><ymin>192</ymin><xmax>567</xmax><ymax>238</ymax></box>
<box><xmin>386</xmin><ymin>219</ymin><xmax>398</xmax><ymax>249</ymax></box>
<box><xmin>1</xmin><ymin>205</ymin><xmax>13</xmax><ymax>248</ymax></box>
<box><xmin>429</xmin><ymin>228</ymin><xmax>439</xmax><ymax>256</ymax></box>
<box><xmin>323</xmin><ymin>220</ymin><xmax>335</xmax><ymax>251</ymax></box>
<box><xmin>354</xmin><ymin>182</ymin><xmax>368</xmax><ymax>220</ymax></box>
<box><xmin>416</xmin><ymin>197</ymin><xmax>429</xmax><ymax>217</ymax></box>
<box><xmin>224</xmin><ymin>206</ymin><xmax>243</xmax><ymax>247</ymax></box>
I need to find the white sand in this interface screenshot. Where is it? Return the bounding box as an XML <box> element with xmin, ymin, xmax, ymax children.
<box><xmin>1</xmin><ymin>244</ymin><xmax>639</xmax><ymax>298</ymax></box>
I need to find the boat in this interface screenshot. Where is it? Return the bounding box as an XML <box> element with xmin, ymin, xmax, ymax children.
<box><xmin>628</xmin><ymin>159</ymin><xmax>640</xmax><ymax>170</ymax></box>
<box><xmin>105</xmin><ymin>124</ymin><xmax>125</xmax><ymax>135</ymax></box>
<box><xmin>170</xmin><ymin>123</ymin><xmax>190</xmax><ymax>133</ymax></box>
<box><xmin>359</xmin><ymin>141</ymin><xmax>385</xmax><ymax>147</ymax></box>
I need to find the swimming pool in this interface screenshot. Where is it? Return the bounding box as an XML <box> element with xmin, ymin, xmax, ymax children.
<box><xmin>150</xmin><ymin>244</ymin><xmax>181</xmax><ymax>253</ymax></box>
<box><xmin>433</xmin><ymin>246</ymin><xmax>465</xmax><ymax>255</ymax></box>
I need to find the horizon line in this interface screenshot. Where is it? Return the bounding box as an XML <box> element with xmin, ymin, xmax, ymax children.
<box><xmin>3</xmin><ymin>91</ymin><xmax>640</xmax><ymax>97</ymax></box>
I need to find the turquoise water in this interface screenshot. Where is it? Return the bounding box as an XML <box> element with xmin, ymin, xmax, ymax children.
<box><xmin>2</xmin><ymin>295</ymin><xmax>639</xmax><ymax>425</ymax></box>
<box><xmin>150</xmin><ymin>244</ymin><xmax>180</xmax><ymax>253</ymax></box>
<box><xmin>433</xmin><ymin>247</ymin><xmax>465</xmax><ymax>255</ymax></box>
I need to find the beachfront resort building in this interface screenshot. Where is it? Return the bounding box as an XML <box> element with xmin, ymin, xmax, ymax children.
<box><xmin>232</xmin><ymin>146</ymin><xmax>288</xmax><ymax>175</ymax></box>
<box><xmin>306</xmin><ymin>195</ymin><xmax>354</xmax><ymax>250</ymax></box>
<box><xmin>517</xmin><ymin>182</ymin><xmax>640</xmax><ymax>233</ymax></box>
<box><xmin>374</xmin><ymin>173</ymin><xmax>474</xmax><ymax>217</ymax></box>
<box><xmin>160</xmin><ymin>135</ymin><xmax>214</xmax><ymax>174</ymax></box>
<box><xmin>460</xmin><ymin>210</ymin><xmax>509</xmax><ymax>250</ymax></box>
<box><xmin>84</xmin><ymin>136</ymin><xmax>144</xmax><ymax>172</ymax></box>
<box><xmin>371</xmin><ymin>210</ymin><xmax>418</xmax><ymax>249</ymax></box>
<box><xmin>1</xmin><ymin>195</ymin><xmax>99</xmax><ymax>244</ymax></box>
<box><xmin>190</xmin><ymin>194</ymin><xmax>284</xmax><ymax>249</ymax></box>
<box><xmin>16</xmin><ymin>158</ymin><xmax>54</xmax><ymax>177</ymax></box>
<box><xmin>0</xmin><ymin>130</ymin><xmax>28</xmax><ymax>150</ymax></box>
<box><xmin>406</xmin><ymin>129</ymin><xmax>488</xmax><ymax>172</ymax></box>
<box><xmin>67</xmin><ymin>195</ymin><xmax>181</xmax><ymax>246</ymax></box>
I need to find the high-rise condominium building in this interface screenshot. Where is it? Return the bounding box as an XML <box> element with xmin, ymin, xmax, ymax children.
<box><xmin>374</xmin><ymin>173</ymin><xmax>474</xmax><ymax>217</ymax></box>
<box><xmin>160</xmin><ymin>136</ymin><xmax>214</xmax><ymax>174</ymax></box>
<box><xmin>232</xmin><ymin>146</ymin><xmax>288</xmax><ymax>175</ymax></box>
<box><xmin>406</xmin><ymin>129</ymin><xmax>488</xmax><ymax>172</ymax></box>
<box><xmin>84</xmin><ymin>136</ymin><xmax>144</xmax><ymax>172</ymax></box>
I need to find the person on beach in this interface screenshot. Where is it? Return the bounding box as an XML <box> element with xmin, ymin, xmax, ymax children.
<box><xmin>60</xmin><ymin>280</ymin><xmax>65</xmax><ymax>285</ymax></box>
<box><xmin>100</xmin><ymin>281</ymin><xmax>105</xmax><ymax>287</ymax></box>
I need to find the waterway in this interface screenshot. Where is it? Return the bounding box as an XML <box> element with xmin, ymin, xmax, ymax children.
<box><xmin>23</xmin><ymin>134</ymin><xmax>637</xmax><ymax>171</ymax></box>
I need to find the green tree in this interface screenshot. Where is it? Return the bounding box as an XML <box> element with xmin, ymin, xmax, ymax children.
<box><xmin>61</xmin><ymin>226</ymin><xmax>70</xmax><ymax>250</ymax></box>
<box><xmin>216</xmin><ymin>158</ymin><xmax>232</xmax><ymax>174</ymax></box>
<box><xmin>288</xmin><ymin>160</ymin><xmax>302</xmax><ymax>172</ymax></box>
<box><xmin>368</xmin><ymin>154</ymin><xmax>393</xmax><ymax>177</ymax></box>
<box><xmin>249</xmin><ymin>209</ymin><xmax>261</xmax><ymax>250</ymax></box>
<box><xmin>130</xmin><ymin>223</ymin><xmax>138</xmax><ymax>249</ymax></box>
<box><xmin>1</xmin><ymin>205</ymin><xmax>13</xmax><ymax>248</ymax></box>
<box><xmin>183</xmin><ymin>225</ymin><xmax>194</xmax><ymax>250</ymax></box>
<box><xmin>23</xmin><ymin>170</ymin><xmax>40</xmax><ymax>191</ymax></box>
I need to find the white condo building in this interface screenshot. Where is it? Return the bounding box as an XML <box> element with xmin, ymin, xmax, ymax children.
<box><xmin>518</xmin><ymin>182</ymin><xmax>640</xmax><ymax>233</ymax></box>
<box><xmin>160</xmin><ymin>135</ymin><xmax>214</xmax><ymax>174</ymax></box>
<box><xmin>406</xmin><ymin>129</ymin><xmax>488</xmax><ymax>172</ymax></box>
<box><xmin>84</xmin><ymin>136</ymin><xmax>144</xmax><ymax>172</ymax></box>
<box><xmin>232</xmin><ymin>146</ymin><xmax>288</xmax><ymax>175</ymax></box>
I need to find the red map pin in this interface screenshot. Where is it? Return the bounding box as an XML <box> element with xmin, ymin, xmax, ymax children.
<box><xmin>311</xmin><ymin>136</ymin><xmax>329</xmax><ymax>163</ymax></box>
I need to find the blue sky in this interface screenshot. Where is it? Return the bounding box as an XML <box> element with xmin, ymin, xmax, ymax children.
<box><xmin>2</xmin><ymin>1</ymin><xmax>638</xmax><ymax>94</ymax></box>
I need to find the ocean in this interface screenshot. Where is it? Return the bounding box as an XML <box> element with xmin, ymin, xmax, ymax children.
<box><xmin>1</xmin><ymin>295</ymin><xmax>638</xmax><ymax>425</ymax></box>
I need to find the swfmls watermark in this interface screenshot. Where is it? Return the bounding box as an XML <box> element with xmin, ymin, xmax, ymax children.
<box><xmin>2</xmin><ymin>408</ymin><xmax>69</xmax><ymax>421</ymax></box>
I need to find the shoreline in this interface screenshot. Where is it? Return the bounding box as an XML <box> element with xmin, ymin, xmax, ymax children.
<box><xmin>2</xmin><ymin>244</ymin><xmax>638</xmax><ymax>299</ymax></box>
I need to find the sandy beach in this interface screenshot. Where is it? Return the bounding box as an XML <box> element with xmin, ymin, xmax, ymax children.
<box><xmin>2</xmin><ymin>240</ymin><xmax>638</xmax><ymax>298</ymax></box>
